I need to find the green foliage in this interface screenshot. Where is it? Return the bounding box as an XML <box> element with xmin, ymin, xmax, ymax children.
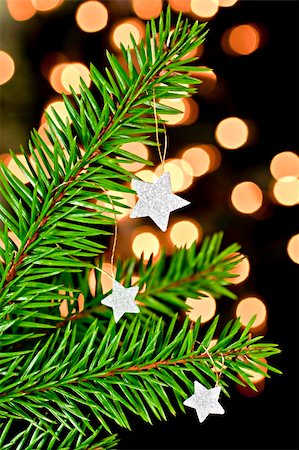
<box><xmin>0</xmin><ymin>7</ymin><xmax>280</xmax><ymax>449</ymax></box>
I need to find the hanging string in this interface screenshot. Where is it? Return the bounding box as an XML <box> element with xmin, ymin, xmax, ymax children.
<box><xmin>201</xmin><ymin>344</ymin><xmax>225</xmax><ymax>387</ymax></box>
<box><xmin>152</xmin><ymin>88</ymin><xmax>168</xmax><ymax>175</ymax></box>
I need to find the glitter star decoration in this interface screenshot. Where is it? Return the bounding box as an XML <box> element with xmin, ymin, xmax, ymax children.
<box><xmin>101</xmin><ymin>280</ymin><xmax>140</xmax><ymax>323</ymax></box>
<box><xmin>130</xmin><ymin>172</ymin><xmax>190</xmax><ymax>232</ymax></box>
<box><xmin>183</xmin><ymin>381</ymin><xmax>225</xmax><ymax>423</ymax></box>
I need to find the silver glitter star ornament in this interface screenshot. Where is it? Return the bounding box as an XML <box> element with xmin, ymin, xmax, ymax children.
<box><xmin>183</xmin><ymin>381</ymin><xmax>225</xmax><ymax>423</ymax></box>
<box><xmin>101</xmin><ymin>280</ymin><xmax>140</xmax><ymax>323</ymax></box>
<box><xmin>130</xmin><ymin>172</ymin><xmax>190</xmax><ymax>232</ymax></box>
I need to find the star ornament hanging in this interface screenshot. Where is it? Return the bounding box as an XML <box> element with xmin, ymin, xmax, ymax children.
<box><xmin>101</xmin><ymin>280</ymin><xmax>140</xmax><ymax>323</ymax></box>
<box><xmin>130</xmin><ymin>172</ymin><xmax>190</xmax><ymax>232</ymax></box>
<box><xmin>183</xmin><ymin>381</ymin><xmax>225</xmax><ymax>423</ymax></box>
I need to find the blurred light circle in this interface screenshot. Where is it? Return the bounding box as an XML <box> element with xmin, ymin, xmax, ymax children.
<box><xmin>215</xmin><ymin>117</ymin><xmax>249</xmax><ymax>149</ymax></box>
<box><xmin>7</xmin><ymin>155</ymin><xmax>31</xmax><ymax>184</ymax></box>
<box><xmin>132</xmin><ymin>232</ymin><xmax>160</xmax><ymax>260</ymax></box>
<box><xmin>155</xmin><ymin>159</ymin><xmax>193</xmax><ymax>192</ymax></box>
<box><xmin>180</xmin><ymin>98</ymin><xmax>199</xmax><ymax>125</ymax></box>
<box><xmin>231</xmin><ymin>181</ymin><xmax>263</xmax><ymax>214</ymax></box>
<box><xmin>41</xmin><ymin>52</ymin><xmax>67</xmax><ymax>79</ymax></box>
<box><xmin>186</xmin><ymin>292</ymin><xmax>216</xmax><ymax>323</ymax></box>
<box><xmin>228</xmin><ymin>253</ymin><xmax>250</xmax><ymax>284</ymax></box>
<box><xmin>169</xmin><ymin>0</ymin><xmax>191</xmax><ymax>13</ymax></box>
<box><xmin>272</xmin><ymin>176</ymin><xmax>299</xmax><ymax>206</ymax></box>
<box><xmin>169</xmin><ymin>220</ymin><xmax>202</xmax><ymax>248</ymax></box>
<box><xmin>132</xmin><ymin>0</ymin><xmax>162</xmax><ymax>19</ymax></box>
<box><xmin>236</xmin><ymin>297</ymin><xmax>267</xmax><ymax>332</ymax></box>
<box><xmin>182</xmin><ymin>146</ymin><xmax>210</xmax><ymax>177</ymax></box>
<box><xmin>0</xmin><ymin>51</ymin><xmax>15</xmax><ymax>85</ymax></box>
<box><xmin>49</xmin><ymin>63</ymin><xmax>69</xmax><ymax>94</ymax></box>
<box><xmin>219</xmin><ymin>0</ymin><xmax>238</xmax><ymax>6</ymax></box>
<box><xmin>227</xmin><ymin>24</ymin><xmax>260</xmax><ymax>55</ymax></box>
<box><xmin>76</xmin><ymin>1</ymin><xmax>108</xmax><ymax>33</ymax></box>
<box><xmin>159</xmin><ymin>98</ymin><xmax>186</xmax><ymax>126</ymax></box>
<box><xmin>270</xmin><ymin>151</ymin><xmax>299</xmax><ymax>180</ymax></box>
<box><xmin>45</xmin><ymin>100</ymin><xmax>70</xmax><ymax>124</ymax></box>
<box><xmin>0</xmin><ymin>154</ymin><xmax>12</xmax><ymax>166</ymax></box>
<box><xmin>111</xmin><ymin>19</ymin><xmax>145</xmax><ymax>50</ymax></box>
<box><xmin>7</xmin><ymin>0</ymin><xmax>36</xmax><ymax>21</ymax></box>
<box><xmin>195</xmin><ymin>69</ymin><xmax>217</xmax><ymax>95</ymax></box>
<box><xmin>118</xmin><ymin>142</ymin><xmax>149</xmax><ymax>172</ymax></box>
<box><xmin>287</xmin><ymin>234</ymin><xmax>299</xmax><ymax>264</ymax></box>
<box><xmin>31</xmin><ymin>0</ymin><xmax>63</xmax><ymax>11</ymax></box>
<box><xmin>97</xmin><ymin>190</ymin><xmax>136</xmax><ymax>221</ymax></box>
<box><xmin>190</xmin><ymin>0</ymin><xmax>219</xmax><ymax>18</ymax></box>
<box><xmin>134</xmin><ymin>169</ymin><xmax>157</xmax><ymax>183</ymax></box>
<box><xmin>61</xmin><ymin>63</ymin><xmax>91</xmax><ymax>94</ymax></box>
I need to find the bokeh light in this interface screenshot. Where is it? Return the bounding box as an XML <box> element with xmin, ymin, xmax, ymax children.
<box><xmin>287</xmin><ymin>234</ymin><xmax>299</xmax><ymax>264</ymax></box>
<box><xmin>190</xmin><ymin>0</ymin><xmax>219</xmax><ymax>19</ymax></box>
<box><xmin>236</xmin><ymin>296</ymin><xmax>267</xmax><ymax>332</ymax></box>
<box><xmin>270</xmin><ymin>151</ymin><xmax>299</xmax><ymax>180</ymax></box>
<box><xmin>272</xmin><ymin>176</ymin><xmax>299</xmax><ymax>206</ymax></box>
<box><xmin>231</xmin><ymin>182</ymin><xmax>263</xmax><ymax>214</ymax></box>
<box><xmin>132</xmin><ymin>0</ymin><xmax>162</xmax><ymax>19</ymax></box>
<box><xmin>219</xmin><ymin>0</ymin><xmax>238</xmax><ymax>6</ymax></box>
<box><xmin>237</xmin><ymin>358</ymin><xmax>267</xmax><ymax>397</ymax></box>
<box><xmin>134</xmin><ymin>169</ymin><xmax>157</xmax><ymax>183</ymax></box>
<box><xmin>111</xmin><ymin>19</ymin><xmax>145</xmax><ymax>51</ymax></box>
<box><xmin>228</xmin><ymin>253</ymin><xmax>250</xmax><ymax>284</ymax></box>
<box><xmin>49</xmin><ymin>63</ymin><xmax>70</xmax><ymax>94</ymax></box>
<box><xmin>7</xmin><ymin>155</ymin><xmax>31</xmax><ymax>184</ymax></box>
<box><xmin>118</xmin><ymin>142</ymin><xmax>149</xmax><ymax>172</ymax></box>
<box><xmin>169</xmin><ymin>220</ymin><xmax>202</xmax><ymax>248</ymax></box>
<box><xmin>97</xmin><ymin>190</ymin><xmax>136</xmax><ymax>221</ymax></box>
<box><xmin>159</xmin><ymin>98</ymin><xmax>187</xmax><ymax>126</ymax></box>
<box><xmin>186</xmin><ymin>292</ymin><xmax>217</xmax><ymax>323</ymax></box>
<box><xmin>76</xmin><ymin>1</ymin><xmax>108</xmax><ymax>33</ymax></box>
<box><xmin>132</xmin><ymin>231</ymin><xmax>160</xmax><ymax>261</ymax></box>
<box><xmin>215</xmin><ymin>117</ymin><xmax>249</xmax><ymax>149</ymax></box>
<box><xmin>45</xmin><ymin>100</ymin><xmax>71</xmax><ymax>124</ymax></box>
<box><xmin>0</xmin><ymin>51</ymin><xmax>15</xmax><ymax>85</ymax></box>
<box><xmin>155</xmin><ymin>159</ymin><xmax>193</xmax><ymax>192</ymax></box>
<box><xmin>169</xmin><ymin>0</ymin><xmax>191</xmax><ymax>13</ymax></box>
<box><xmin>7</xmin><ymin>0</ymin><xmax>36</xmax><ymax>21</ymax></box>
<box><xmin>222</xmin><ymin>24</ymin><xmax>261</xmax><ymax>56</ymax></box>
<box><xmin>194</xmin><ymin>69</ymin><xmax>217</xmax><ymax>96</ymax></box>
<box><xmin>182</xmin><ymin>146</ymin><xmax>211</xmax><ymax>177</ymax></box>
<box><xmin>61</xmin><ymin>63</ymin><xmax>91</xmax><ymax>94</ymax></box>
<box><xmin>31</xmin><ymin>0</ymin><xmax>63</xmax><ymax>12</ymax></box>
<box><xmin>180</xmin><ymin>98</ymin><xmax>200</xmax><ymax>125</ymax></box>
<box><xmin>88</xmin><ymin>263</ymin><xmax>116</xmax><ymax>296</ymax></box>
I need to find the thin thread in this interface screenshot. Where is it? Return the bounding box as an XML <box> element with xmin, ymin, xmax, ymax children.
<box><xmin>152</xmin><ymin>88</ymin><xmax>167</xmax><ymax>174</ymax></box>
<box><xmin>202</xmin><ymin>344</ymin><xmax>225</xmax><ymax>386</ymax></box>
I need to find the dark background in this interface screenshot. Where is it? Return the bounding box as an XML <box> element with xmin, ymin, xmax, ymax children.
<box><xmin>0</xmin><ymin>1</ymin><xmax>298</xmax><ymax>449</ymax></box>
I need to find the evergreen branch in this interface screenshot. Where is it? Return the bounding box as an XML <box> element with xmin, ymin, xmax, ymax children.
<box><xmin>0</xmin><ymin>315</ymin><xmax>281</xmax><ymax>443</ymax></box>
<box><xmin>0</xmin><ymin>7</ymin><xmax>208</xmax><ymax>331</ymax></box>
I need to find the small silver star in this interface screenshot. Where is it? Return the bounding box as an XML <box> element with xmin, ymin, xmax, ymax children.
<box><xmin>101</xmin><ymin>280</ymin><xmax>140</xmax><ymax>323</ymax></box>
<box><xmin>130</xmin><ymin>172</ymin><xmax>190</xmax><ymax>232</ymax></box>
<box><xmin>183</xmin><ymin>381</ymin><xmax>225</xmax><ymax>423</ymax></box>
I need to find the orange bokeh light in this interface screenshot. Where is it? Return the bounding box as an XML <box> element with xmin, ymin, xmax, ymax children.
<box><xmin>118</xmin><ymin>142</ymin><xmax>149</xmax><ymax>172</ymax></box>
<box><xmin>169</xmin><ymin>220</ymin><xmax>202</xmax><ymax>249</ymax></box>
<box><xmin>134</xmin><ymin>169</ymin><xmax>157</xmax><ymax>183</ymax></box>
<box><xmin>272</xmin><ymin>176</ymin><xmax>299</xmax><ymax>206</ymax></box>
<box><xmin>270</xmin><ymin>151</ymin><xmax>299</xmax><ymax>180</ymax></box>
<box><xmin>227</xmin><ymin>24</ymin><xmax>260</xmax><ymax>56</ymax></box>
<box><xmin>111</xmin><ymin>19</ymin><xmax>145</xmax><ymax>51</ymax></box>
<box><xmin>0</xmin><ymin>51</ymin><xmax>15</xmax><ymax>86</ymax></box>
<box><xmin>49</xmin><ymin>63</ymin><xmax>69</xmax><ymax>94</ymax></box>
<box><xmin>45</xmin><ymin>100</ymin><xmax>71</xmax><ymax>124</ymax></box>
<box><xmin>195</xmin><ymin>69</ymin><xmax>217</xmax><ymax>96</ymax></box>
<box><xmin>7</xmin><ymin>155</ymin><xmax>31</xmax><ymax>184</ymax></box>
<box><xmin>132</xmin><ymin>231</ymin><xmax>160</xmax><ymax>261</ymax></box>
<box><xmin>169</xmin><ymin>0</ymin><xmax>191</xmax><ymax>13</ymax></box>
<box><xmin>186</xmin><ymin>292</ymin><xmax>216</xmax><ymax>323</ymax></box>
<box><xmin>215</xmin><ymin>117</ymin><xmax>249</xmax><ymax>149</ymax></box>
<box><xmin>190</xmin><ymin>0</ymin><xmax>219</xmax><ymax>18</ymax></box>
<box><xmin>228</xmin><ymin>253</ymin><xmax>250</xmax><ymax>284</ymax></box>
<box><xmin>219</xmin><ymin>0</ymin><xmax>238</xmax><ymax>6</ymax></box>
<box><xmin>132</xmin><ymin>0</ymin><xmax>162</xmax><ymax>19</ymax></box>
<box><xmin>155</xmin><ymin>159</ymin><xmax>193</xmax><ymax>192</ymax></box>
<box><xmin>231</xmin><ymin>181</ymin><xmax>263</xmax><ymax>214</ymax></box>
<box><xmin>159</xmin><ymin>98</ymin><xmax>187</xmax><ymax>126</ymax></box>
<box><xmin>76</xmin><ymin>1</ymin><xmax>108</xmax><ymax>33</ymax></box>
<box><xmin>7</xmin><ymin>0</ymin><xmax>36</xmax><ymax>21</ymax></box>
<box><xmin>287</xmin><ymin>234</ymin><xmax>299</xmax><ymax>264</ymax></box>
<box><xmin>236</xmin><ymin>296</ymin><xmax>267</xmax><ymax>332</ymax></box>
<box><xmin>182</xmin><ymin>146</ymin><xmax>211</xmax><ymax>177</ymax></box>
<box><xmin>61</xmin><ymin>63</ymin><xmax>91</xmax><ymax>94</ymax></box>
<box><xmin>31</xmin><ymin>0</ymin><xmax>63</xmax><ymax>11</ymax></box>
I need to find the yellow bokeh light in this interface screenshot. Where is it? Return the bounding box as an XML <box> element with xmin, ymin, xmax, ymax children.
<box><xmin>76</xmin><ymin>1</ymin><xmax>108</xmax><ymax>33</ymax></box>
<box><xmin>169</xmin><ymin>0</ymin><xmax>191</xmax><ymax>13</ymax></box>
<box><xmin>169</xmin><ymin>220</ymin><xmax>202</xmax><ymax>248</ymax></box>
<box><xmin>134</xmin><ymin>169</ymin><xmax>157</xmax><ymax>183</ymax></box>
<box><xmin>111</xmin><ymin>19</ymin><xmax>145</xmax><ymax>51</ymax></box>
<box><xmin>61</xmin><ymin>63</ymin><xmax>91</xmax><ymax>94</ymax></box>
<box><xmin>7</xmin><ymin>0</ymin><xmax>36</xmax><ymax>21</ymax></box>
<box><xmin>219</xmin><ymin>0</ymin><xmax>238</xmax><ymax>6</ymax></box>
<box><xmin>228</xmin><ymin>253</ymin><xmax>250</xmax><ymax>284</ymax></box>
<box><xmin>0</xmin><ymin>51</ymin><xmax>15</xmax><ymax>86</ymax></box>
<box><xmin>132</xmin><ymin>232</ymin><xmax>160</xmax><ymax>261</ymax></box>
<box><xmin>49</xmin><ymin>63</ymin><xmax>69</xmax><ymax>94</ymax></box>
<box><xmin>97</xmin><ymin>190</ymin><xmax>136</xmax><ymax>221</ymax></box>
<box><xmin>228</xmin><ymin>25</ymin><xmax>260</xmax><ymax>56</ymax></box>
<box><xmin>270</xmin><ymin>151</ymin><xmax>299</xmax><ymax>180</ymax></box>
<box><xmin>272</xmin><ymin>176</ymin><xmax>299</xmax><ymax>206</ymax></box>
<box><xmin>190</xmin><ymin>0</ymin><xmax>219</xmax><ymax>18</ymax></box>
<box><xmin>118</xmin><ymin>142</ymin><xmax>149</xmax><ymax>172</ymax></box>
<box><xmin>215</xmin><ymin>117</ymin><xmax>249</xmax><ymax>149</ymax></box>
<box><xmin>186</xmin><ymin>292</ymin><xmax>216</xmax><ymax>323</ymax></box>
<box><xmin>132</xmin><ymin>0</ymin><xmax>162</xmax><ymax>19</ymax></box>
<box><xmin>45</xmin><ymin>100</ymin><xmax>71</xmax><ymax>124</ymax></box>
<box><xmin>159</xmin><ymin>98</ymin><xmax>186</xmax><ymax>126</ymax></box>
<box><xmin>287</xmin><ymin>234</ymin><xmax>299</xmax><ymax>264</ymax></box>
<box><xmin>182</xmin><ymin>146</ymin><xmax>210</xmax><ymax>177</ymax></box>
<box><xmin>31</xmin><ymin>0</ymin><xmax>63</xmax><ymax>11</ymax></box>
<box><xmin>155</xmin><ymin>159</ymin><xmax>193</xmax><ymax>192</ymax></box>
<box><xmin>7</xmin><ymin>155</ymin><xmax>32</xmax><ymax>184</ymax></box>
<box><xmin>231</xmin><ymin>181</ymin><xmax>263</xmax><ymax>214</ymax></box>
<box><xmin>236</xmin><ymin>296</ymin><xmax>267</xmax><ymax>332</ymax></box>
<box><xmin>181</xmin><ymin>98</ymin><xmax>199</xmax><ymax>125</ymax></box>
